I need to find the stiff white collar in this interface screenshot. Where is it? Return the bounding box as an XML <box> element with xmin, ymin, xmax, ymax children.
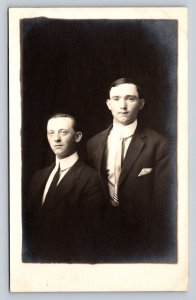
<box><xmin>112</xmin><ymin>119</ymin><xmax>137</xmax><ymax>138</ymax></box>
<box><xmin>55</xmin><ymin>152</ymin><xmax>78</xmax><ymax>172</ymax></box>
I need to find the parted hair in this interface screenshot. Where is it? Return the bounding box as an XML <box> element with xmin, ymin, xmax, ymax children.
<box><xmin>110</xmin><ymin>78</ymin><xmax>143</xmax><ymax>99</ymax></box>
<box><xmin>48</xmin><ymin>113</ymin><xmax>79</xmax><ymax>131</ymax></box>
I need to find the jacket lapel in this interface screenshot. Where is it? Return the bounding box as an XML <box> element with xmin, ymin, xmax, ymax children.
<box><xmin>42</xmin><ymin>159</ymin><xmax>84</xmax><ymax>210</ymax></box>
<box><xmin>96</xmin><ymin>125</ymin><xmax>112</xmax><ymax>172</ymax></box>
<box><xmin>30</xmin><ymin>164</ymin><xmax>54</xmax><ymax>211</ymax></box>
<box><xmin>118</xmin><ymin>126</ymin><xmax>146</xmax><ymax>187</ymax></box>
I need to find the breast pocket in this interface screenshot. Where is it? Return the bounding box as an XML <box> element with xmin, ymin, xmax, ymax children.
<box><xmin>134</xmin><ymin>171</ymin><xmax>154</xmax><ymax>194</ymax></box>
<box><xmin>137</xmin><ymin>168</ymin><xmax>153</xmax><ymax>177</ymax></box>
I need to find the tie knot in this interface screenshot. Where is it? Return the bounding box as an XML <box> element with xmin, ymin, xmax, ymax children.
<box><xmin>118</xmin><ymin>136</ymin><xmax>124</xmax><ymax>144</ymax></box>
<box><xmin>117</xmin><ymin>132</ymin><xmax>123</xmax><ymax>140</ymax></box>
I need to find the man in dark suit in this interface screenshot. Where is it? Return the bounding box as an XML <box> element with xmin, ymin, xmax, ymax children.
<box><xmin>23</xmin><ymin>113</ymin><xmax>104</xmax><ymax>263</ymax></box>
<box><xmin>87</xmin><ymin>78</ymin><xmax>173</xmax><ymax>262</ymax></box>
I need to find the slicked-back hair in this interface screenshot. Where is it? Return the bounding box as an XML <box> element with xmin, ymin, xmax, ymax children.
<box><xmin>109</xmin><ymin>78</ymin><xmax>143</xmax><ymax>99</ymax></box>
<box><xmin>48</xmin><ymin>113</ymin><xmax>78</xmax><ymax>131</ymax></box>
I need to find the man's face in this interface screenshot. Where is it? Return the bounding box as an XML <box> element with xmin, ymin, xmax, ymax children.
<box><xmin>47</xmin><ymin>117</ymin><xmax>81</xmax><ymax>159</ymax></box>
<box><xmin>106</xmin><ymin>83</ymin><xmax>145</xmax><ymax>126</ymax></box>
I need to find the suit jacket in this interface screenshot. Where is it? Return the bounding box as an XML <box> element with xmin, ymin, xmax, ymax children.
<box><xmin>87</xmin><ymin>124</ymin><xmax>175</xmax><ymax>262</ymax></box>
<box><xmin>23</xmin><ymin>159</ymin><xmax>105</xmax><ymax>263</ymax></box>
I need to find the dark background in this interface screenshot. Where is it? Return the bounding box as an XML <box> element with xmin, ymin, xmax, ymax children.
<box><xmin>21</xmin><ymin>18</ymin><xmax>177</xmax><ymax>260</ymax></box>
<box><xmin>21</xmin><ymin>18</ymin><xmax>177</xmax><ymax>171</ymax></box>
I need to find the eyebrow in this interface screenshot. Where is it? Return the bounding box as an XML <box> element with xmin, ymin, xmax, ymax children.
<box><xmin>47</xmin><ymin>128</ymin><xmax>68</xmax><ymax>132</ymax></box>
<box><xmin>111</xmin><ymin>95</ymin><xmax>138</xmax><ymax>98</ymax></box>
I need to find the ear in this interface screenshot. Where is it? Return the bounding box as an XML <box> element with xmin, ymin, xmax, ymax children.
<box><xmin>75</xmin><ymin>131</ymin><xmax>82</xmax><ymax>143</ymax></box>
<box><xmin>106</xmin><ymin>99</ymin><xmax>112</xmax><ymax>111</ymax></box>
<box><xmin>139</xmin><ymin>98</ymin><xmax>145</xmax><ymax>110</ymax></box>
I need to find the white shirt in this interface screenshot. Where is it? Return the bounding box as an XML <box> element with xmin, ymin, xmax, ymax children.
<box><xmin>106</xmin><ymin>120</ymin><xmax>137</xmax><ymax>198</ymax></box>
<box><xmin>42</xmin><ymin>152</ymin><xmax>79</xmax><ymax>203</ymax></box>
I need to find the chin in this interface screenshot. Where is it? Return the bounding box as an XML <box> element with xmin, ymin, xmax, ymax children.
<box><xmin>119</xmin><ymin>119</ymin><xmax>132</xmax><ymax>125</ymax></box>
<box><xmin>55</xmin><ymin>151</ymin><xmax>64</xmax><ymax>157</ymax></box>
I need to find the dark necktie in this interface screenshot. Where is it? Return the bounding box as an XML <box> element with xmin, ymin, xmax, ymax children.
<box><xmin>43</xmin><ymin>164</ymin><xmax>61</xmax><ymax>205</ymax></box>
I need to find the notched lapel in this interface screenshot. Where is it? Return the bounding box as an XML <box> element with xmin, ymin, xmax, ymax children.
<box><xmin>96</xmin><ymin>126</ymin><xmax>112</xmax><ymax>172</ymax></box>
<box><xmin>119</xmin><ymin>128</ymin><xmax>146</xmax><ymax>186</ymax></box>
<box><xmin>42</xmin><ymin>159</ymin><xmax>83</xmax><ymax>210</ymax></box>
<box><xmin>30</xmin><ymin>165</ymin><xmax>54</xmax><ymax>211</ymax></box>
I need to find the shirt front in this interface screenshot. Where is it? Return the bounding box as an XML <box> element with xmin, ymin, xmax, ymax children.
<box><xmin>42</xmin><ymin>152</ymin><xmax>79</xmax><ymax>203</ymax></box>
<box><xmin>105</xmin><ymin>120</ymin><xmax>137</xmax><ymax>199</ymax></box>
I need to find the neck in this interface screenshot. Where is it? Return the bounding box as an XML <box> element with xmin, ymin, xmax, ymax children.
<box><xmin>57</xmin><ymin>150</ymin><xmax>76</xmax><ymax>160</ymax></box>
<box><xmin>113</xmin><ymin>119</ymin><xmax>136</xmax><ymax>127</ymax></box>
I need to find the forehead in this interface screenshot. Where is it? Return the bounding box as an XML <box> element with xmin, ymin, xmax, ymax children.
<box><xmin>47</xmin><ymin>117</ymin><xmax>74</xmax><ymax>130</ymax></box>
<box><xmin>110</xmin><ymin>83</ymin><xmax>139</xmax><ymax>97</ymax></box>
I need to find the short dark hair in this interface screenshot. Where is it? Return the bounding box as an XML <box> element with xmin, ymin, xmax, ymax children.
<box><xmin>48</xmin><ymin>113</ymin><xmax>78</xmax><ymax>131</ymax></box>
<box><xmin>110</xmin><ymin>78</ymin><xmax>143</xmax><ymax>99</ymax></box>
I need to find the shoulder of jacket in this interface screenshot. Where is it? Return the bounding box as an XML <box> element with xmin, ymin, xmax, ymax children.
<box><xmin>88</xmin><ymin>127</ymin><xmax>111</xmax><ymax>143</ymax></box>
<box><xmin>33</xmin><ymin>164</ymin><xmax>53</xmax><ymax>177</ymax></box>
<box><xmin>142</xmin><ymin>128</ymin><xmax>169</xmax><ymax>152</ymax></box>
<box><xmin>79</xmin><ymin>160</ymin><xmax>99</xmax><ymax>178</ymax></box>
<box><xmin>145</xmin><ymin>127</ymin><xmax>167</xmax><ymax>141</ymax></box>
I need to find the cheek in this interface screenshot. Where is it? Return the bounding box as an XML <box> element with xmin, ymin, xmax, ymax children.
<box><xmin>128</xmin><ymin>104</ymin><xmax>140</xmax><ymax>114</ymax></box>
<box><xmin>110</xmin><ymin>106</ymin><xmax>118</xmax><ymax>114</ymax></box>
<box><xmin>62</xmin><ymin>136</ymin><xmax>74</xmax><ymax>146</ymax></box>
<box><xmin>47</xmin><ymin>137</ymin><xmax>52</xmax><ymax>146</ymax></box>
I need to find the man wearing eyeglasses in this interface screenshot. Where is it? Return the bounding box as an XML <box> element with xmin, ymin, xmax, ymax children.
<box><xmin>87</xmin><ymin>78</ymin><xmax>172</xmax><ymax>262</ymax></box>
<box><xmin>23</xmin><ymin>113</ymin><xmax>104</xmax><ymax>263</ymax></box>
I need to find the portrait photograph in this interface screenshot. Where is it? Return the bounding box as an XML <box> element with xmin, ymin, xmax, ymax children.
<box><xmin>9</xmin><ymin>7</ymin><xmax>188</xmax><ymax>292</ymax></box>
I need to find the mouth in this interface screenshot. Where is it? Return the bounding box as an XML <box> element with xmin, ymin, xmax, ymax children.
<box><xmin>54</xmin><ymin>145</ymin><xmax>63</xmax><ymax>148</ymax></box>
<box><xmin>118</xmin><ymin>112</ymin><xmax>128</xmax><ymax>115</ymax></box>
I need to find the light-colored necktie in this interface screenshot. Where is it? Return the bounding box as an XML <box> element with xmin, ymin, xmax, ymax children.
<box><xmin>113</xmin><ymin>135</ymin><xmax>124</xmax><ymax>206</ymax></box>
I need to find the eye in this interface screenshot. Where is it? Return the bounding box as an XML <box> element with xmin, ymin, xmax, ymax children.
<box><xmin>60</xmin><ymin>130</ymin><xmax>67</xmax><ymax>135</ymax></box>
<box><xmin>127</xmin><ymin>96</ymin><xmax>137</xmax><ymax>101</ymax></box>
<box><xmin>48</xmin><ymin>131</ymin><xmax>54</xmax><ymax>136</ymax></box>
<box><xmin>112</xmin><ymin>97</ymin><xmax>119</xmax><ymax>101</ymax></box>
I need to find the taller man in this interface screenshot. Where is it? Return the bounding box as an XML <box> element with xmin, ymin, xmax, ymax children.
<box><xmin>87</xmin><ymin>78</ymin><xmax>173</xmax><ymax>262</ymax></box>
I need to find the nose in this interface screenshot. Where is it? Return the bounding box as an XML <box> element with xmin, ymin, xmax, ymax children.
<box><xmin>119</xmin><ymin>98</ymin><xmax>127</xmax><ymax>109</ymax></box>
<box><xmin>54</xmin><ymin>133</ymin><xmax>61</xmax><ymax>142</ymax></box>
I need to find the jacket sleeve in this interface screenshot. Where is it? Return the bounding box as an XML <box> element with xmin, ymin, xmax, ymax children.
<box><xmin>79</xmin><ymin>170</ymin><xmax>106</xmax><ymax>262</ymax></box>
<box><xmin>86</xmin><ymin>138</ymin><xmax>94</xmax><ymax>167</ymax></box>
<box><xmin>151</xmin><ymin>137</ymin><xmax>176</xmax><ymax>259</ymax></box>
